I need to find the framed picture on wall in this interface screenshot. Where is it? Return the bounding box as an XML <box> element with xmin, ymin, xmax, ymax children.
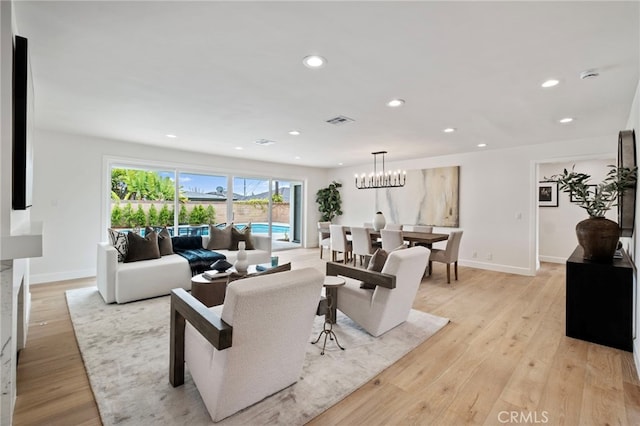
<box><xmin>538</xmin><ymin>181</ymin><xmax>558</xmax><ymax>207</ymax></box>
<box><xmin>570</xmin><ymin>184</ymin><xmax>597</xmax><ymax>203</ymax></box>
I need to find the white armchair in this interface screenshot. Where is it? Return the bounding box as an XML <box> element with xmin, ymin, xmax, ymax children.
<box><xmin>170</xmin><ymin>268</ymin><xmax>324</xmax><ymax>422</ymax></box>
<box><xmin>327</xmin><ymin>246</ymin><xmax>429</xmax><ymax>337</ymax></box>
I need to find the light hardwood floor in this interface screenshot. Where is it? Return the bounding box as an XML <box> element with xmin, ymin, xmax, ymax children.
<box><xmin>14</xmin><ymin>248</ymin><xmax>640</xmax><ymax>425</ymax></box>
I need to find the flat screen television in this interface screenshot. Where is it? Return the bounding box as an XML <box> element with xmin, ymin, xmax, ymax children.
<box><xmin>12</xmin><ymin>35</ymin><xmax>33</xmax><ymax>210</ymax></box>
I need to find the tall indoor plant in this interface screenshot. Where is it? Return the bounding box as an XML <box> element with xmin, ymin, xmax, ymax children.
<box><xmin>316</xmin><ymin>181</ymin><xmax>343</xmax><ymax>222</ymax></box>
<box><xmin>548</xmin><ymin>164</ymin><xmax>637</xmax><ymax>261</ymax></box>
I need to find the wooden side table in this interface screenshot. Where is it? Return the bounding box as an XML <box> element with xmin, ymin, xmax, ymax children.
<box><xmin>190</xmin><ymin>273</ymin><xmax>229</xmax><ymax>307</ymax></box>
<box><xmin>311</xmin><ymin>276</ymin><xmax>346</xmax><ymax>355</ymax></box>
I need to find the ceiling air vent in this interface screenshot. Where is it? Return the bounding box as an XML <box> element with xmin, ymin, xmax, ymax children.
<box><xmin>326</xmin><ymin>115</ymin><xmax>355</xmax><ymax>126</ymax></box>
<box><xmin>254</xmin><ymin>139</ymin><xmax>276</xmax><ymax>146</ymax></box>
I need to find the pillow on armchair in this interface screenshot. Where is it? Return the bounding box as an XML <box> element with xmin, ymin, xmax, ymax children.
<box><xmin>360</xmin><ymin>249</ymin><xmax>388</xmax><ymax>289</ymax></box>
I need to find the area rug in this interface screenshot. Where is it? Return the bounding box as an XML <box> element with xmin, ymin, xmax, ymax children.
<box><xmin>66</xmin><ymin>287</ymin><xmax>449</xmax><ymax>425</ymax></box>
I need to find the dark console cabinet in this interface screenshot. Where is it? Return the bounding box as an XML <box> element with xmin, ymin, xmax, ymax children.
<box><xmin>566</xmin><ymin>246</ymin><xmax>634</xmax><ymax>352</ymax></box>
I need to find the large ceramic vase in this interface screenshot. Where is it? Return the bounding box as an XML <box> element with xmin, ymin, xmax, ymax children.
<box><xmin>373</xmin><ymin>211</ymin><xmax>386</xmax><ymax>231</ymax></box>
<box><xmin>575</xmin><ymin>216</ymin><xmax>620</xmax><ymax>261</ymax></box>
<box><xmin>234</xmin><ymin>241</ymin><xmax>249</xmax><ymax>273</ymax></box>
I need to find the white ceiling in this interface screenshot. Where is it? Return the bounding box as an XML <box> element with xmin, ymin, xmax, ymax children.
<box><xmin>12</xmin><ymin>1</ymin><xmax>640</xmax><ymax>168</ymax></box>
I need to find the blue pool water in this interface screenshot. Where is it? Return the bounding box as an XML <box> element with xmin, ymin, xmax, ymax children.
<box><xmin>137</xmin><ymin>222</ymin><xmax>289</xmax><ymax>237</ymax></box>
<box><xmin>236</xmin><ymin>223</ymin><xmax>289</xmax><ymax>234</ymax></box>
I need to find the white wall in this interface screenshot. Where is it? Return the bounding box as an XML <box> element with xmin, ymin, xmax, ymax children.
<box><xmin>329</xmin><ymin>136</ymin><xmax>615</xmax><ymax>276</ymax></box>
<box><xmin>538</xmin><ymin>159</ymin><xmax>616</xmax><ymax>263</ymax></box>
<box><xmin>627</xmin><ymin>80</ymin><xmax>640</xmax><ymax>375</ymax></box>
<box><xmin>29</xmin><ymin>129</ymin><xmax>329</xmax><ymax>284</ymax></box>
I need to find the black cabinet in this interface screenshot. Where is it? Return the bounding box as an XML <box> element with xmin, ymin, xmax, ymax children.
<box><xmin>566</xmin><ymin>246</ymin><xmax>634</xmax><ymax>352</ymax></box>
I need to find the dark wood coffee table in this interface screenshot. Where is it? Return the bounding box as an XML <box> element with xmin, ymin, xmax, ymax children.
<box><xmin>190</xmin><ymin>264</ymin><xmax>273</xmax><ymax>307</ymax></box>
<box><xmin>190</xmin><ymin>272</ymin><xmax>230</xmax><ymax>307</ymax></box>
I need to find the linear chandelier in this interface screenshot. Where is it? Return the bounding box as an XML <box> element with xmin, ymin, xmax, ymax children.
<box><xmin>355</xmin><ymin>151</ymin><xmax>406</xmax><ymax>189</ymax></box>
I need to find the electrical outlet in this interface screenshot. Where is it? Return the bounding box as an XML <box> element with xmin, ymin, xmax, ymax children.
<box><xmin>487</xmin><ymin>253</ymin><xmax>493</xmax><ymax>260</ymax></box>
<box><xmin>472</xmin><ymin>251</ymin><xmax>478</xmax><ymax>258</ymax></box>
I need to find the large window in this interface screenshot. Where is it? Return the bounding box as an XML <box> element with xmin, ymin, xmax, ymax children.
<box><xmin>108</xmin><ymin>164</ymin><xmax>301</xmax><ymax>249</ymax></box>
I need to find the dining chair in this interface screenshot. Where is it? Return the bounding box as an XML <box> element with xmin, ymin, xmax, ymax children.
<box><xmin>381</xmin><ymin>229</ymin><xmax>406</xmax><ymax>252</ymax></box>
<box><xmin>317</xmin><ymin>221</ymin><xmax>331</xmax><ymax>259</ymax></box>
<box><xmin>429</xmin><ymin>230</ymin><xmax>463</xmax><ymax>283</ymax></box>
<box><xmin>330</xmin><ymin>224</ymin><xmax>353</xmax><ymax>263</ymax></box>
<box><xmin>350</xmin><ymin>226</ymin><xmax>376</xmax><ymax>267</ymax></box>
<box><xmin>384</xmin><ymin>223</ymin><xmax>403</xmax><ymax>231</ymax></box>
<box><xmin>410</xmin><ymin>225</ymin><xmax>433</xmax><ymax>233</ymax></box>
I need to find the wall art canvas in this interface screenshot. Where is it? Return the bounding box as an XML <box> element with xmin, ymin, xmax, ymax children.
<box><xmin>375</xmin><ymin>166</ymin><xmax>459</xmax><ymax>227</ymax></box>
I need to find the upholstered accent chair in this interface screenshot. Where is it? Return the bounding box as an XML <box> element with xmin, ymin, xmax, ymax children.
<box><xmin>330</xmin><ymin>224</ymin><xmax>352</xmax><ymax>263</ymax></box>
<box><xmin>380</xmin><ymin>229</ymin><xmax>406</xmax><ymax>252</ymax></box>
<box><xmin>429</xmin><ymin>230</ymin><xmax>464</xmax><ymax>283</ymax></box>
<box><xmin>170</xmin><ymin>268</ymin><xmax>324</xmax><ymax>422</ymax></box>
<box><xmin>350</xmin><ymin>226</ymin><xmax>376</xmax><ymax>267</ymax></box>
<box><xmin>317</xmin><ymin>221</ymin><xmax>331</xmax><ymax>259</ymax></box>
<box><xmin>327</xmin><ymin>246</ymin><xmax>429</xmax><ymax>337</ymax></box>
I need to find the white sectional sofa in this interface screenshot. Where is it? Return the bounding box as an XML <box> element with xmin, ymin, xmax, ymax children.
<box><xmin>97</xmin><ymin>235</ymin><xmax>272</xmax><ymax>304</ymax></box>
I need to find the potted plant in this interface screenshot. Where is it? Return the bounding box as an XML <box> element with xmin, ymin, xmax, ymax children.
<box><xmin>316</xmin><ymin>181</ymin><xmax>343</xmax><ymax>222</ymax></box>
<box><xmin>548</xmin><ymin>164</ymin><xmax>637</xmax><ymax>261</ymax></box>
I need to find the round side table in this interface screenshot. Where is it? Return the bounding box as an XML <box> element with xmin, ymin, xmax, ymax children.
<box><xmin>312</xmin><ymin>276</ymin><xmax>346</xmax><ymax>355</ymax></box>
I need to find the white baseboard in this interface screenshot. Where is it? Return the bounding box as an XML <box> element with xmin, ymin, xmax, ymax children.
<box><xmin>458</xmin><ymin>260</ymin><xmax>535</xmax><ymax>276</ymax></box>
<box><xmin>30</xmin><ymin>269</ymin><xmax>95</xmax><ymax>285</ymax></box>
<box><xmin>539</xmin><ymin>255</ymin><xmax>567</xmax><ymax>264</ymax></box>
<box><xmin>634</xmin><ymin>339</ymin><xmax>640</xmax><ymax>381</ymax></box>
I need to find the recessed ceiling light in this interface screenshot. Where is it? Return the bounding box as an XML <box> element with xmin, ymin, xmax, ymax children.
<box><xmin>295</xmin><ymin>156</ymin><xmax>301</xmax><ymax>160</ymax></box>
<box><xmin>443</xmin><ymin>128</ymin><xmax>456</xmax><ymax>133</ymax></box>
<box><xmin>541</xmin><ymin>79</ymin><xmax>560</xmax><ymax>88</ymax></box>
<box><xmin>477</xmin><ymin>143</ymin><xmax>487</xmax><ymax>148</ymax></box>
<box><xmin>386</xmin><ymin>99</ymin><xmax>405</xmax><ymax>108</ymax></box>
<box><xmin>338</xmin><ymin>162</ymin><xmax>343</xmax><ymax>166</ymax></box>
<box><xmin>302</xmin><ymin>55</ymin><xmax>326</xmax><ymax>68</ymax></box>
<box><xmin>165</xmin><ymin>134</ymin><xmax>177</xmax><ymax>138</ymax></box>
<box><xmin>288</xmin><ymin>130</ymin><xmax>300</xmax><ymax>136</ymax></box>
<box><xmin>235</xmin><ymin>146</ymin><xmax>243</xmax><ymax>150</ymax></box>
<box><xmin>559</xmin><ymin>117</ymin><xmax>574</xmax><ymax>124</ymax></box>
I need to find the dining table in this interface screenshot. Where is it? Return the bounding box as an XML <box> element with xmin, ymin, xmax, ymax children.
<box><xmin>346</xmin><ymin>227</ymin><xmax>449</xmax><ymax>248</ymax></box>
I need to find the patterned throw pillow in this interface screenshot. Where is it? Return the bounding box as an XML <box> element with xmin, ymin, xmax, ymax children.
<box><xmin>108</xmin><ymin>228</ymin><xmax>129</xmax><ymax>262</ymax></box>
<box><xmin>207</xmin><ymin>223</ymin><xmax>233</xmax><ymax>250</ymax></box>
<box><xmin>229</xmin><ymin>223</ymin><xmax>255</xmax><ymax>250</ymax></box>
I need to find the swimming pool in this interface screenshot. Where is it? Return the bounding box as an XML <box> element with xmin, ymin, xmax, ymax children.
<box><xmin>137</xmin><ymin>222</ymin><xmax>290</xmax><ymax>237</ymax></box>
<box><xmin>234</xmin><ymin>223</ymin><xmax>289</xmax><ymax>234</ymax></box>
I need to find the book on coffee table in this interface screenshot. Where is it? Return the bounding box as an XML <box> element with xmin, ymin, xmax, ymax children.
<box><xmin>203</xmin><ymin>270</ymin><xmax>231</xmax><ymax>280</ymax></box>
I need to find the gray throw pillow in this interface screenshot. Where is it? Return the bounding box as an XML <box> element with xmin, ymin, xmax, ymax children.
<box><xmin>361</xmin><ymin>249</ymin><xmax>388</xmax><ymax>289</ymax></box>
<box><xmin>108</xmin><ymin>228</ymin><xmax>128</xmax><ymax>262</ymax></box>
<box><xmin>125</xmin><ymin>230</ymin><xmax>161</xmax><ymax>263</ymax></box>
<box><xmin>146</xmin><ymin>226</ymin><xmax>173</xmax><ymax>256</ymax></box>
<box><xmin>207</xmin><ymin>224</ymin><xmax>232</xmax><ymax>250</ymax></box>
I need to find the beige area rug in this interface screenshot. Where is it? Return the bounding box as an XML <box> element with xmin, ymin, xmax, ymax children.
<box><xmin>66</xmin><ymin>287</ymin><xmax>449</xmax><ymax>425</ymax></box>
